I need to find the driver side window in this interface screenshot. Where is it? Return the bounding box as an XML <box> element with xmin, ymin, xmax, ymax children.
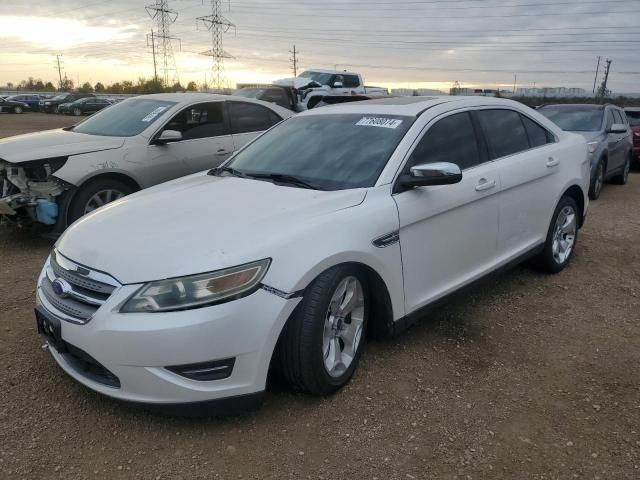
<box><xmin>164</xmin><ymin>102</ymin><xmax>227</xmax><ymax>140</ymax></box>
<box><xmin>406</xmin><ymin>112</ymin><xmax>484</xmax><ymax>172</ymax></box>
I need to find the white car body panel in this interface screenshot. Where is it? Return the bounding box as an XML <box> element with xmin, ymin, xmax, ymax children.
<box><xmin>36</xmin><ymin>96</ymin><xmax>590</xmax><ymax>405</ymax></box>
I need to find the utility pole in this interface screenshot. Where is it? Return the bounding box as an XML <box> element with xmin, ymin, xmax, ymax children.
<box><xmin>197</xmin><ymin>0</ymin><xmax>235</xmax><ymax>91</ymax></box>
<box><xmin>596</xmin><ymin>59</ymin><xmax>612</xmax><ymax>101</ymax></box>
<box><xmin>513</xmin><ymin>73</ymin><xmax>517</xmax><ymax>94</ymax></box>
<box><xmin>289</xmin><ymin>45</ymin><xmax>299</xmax><ymax>77</ymax></box>
<box><xmin>592</xmin><ymin>55</ymin><xmax>601</xmax><ymax>95</ymax></box>
<box><xmin>147</xmin><ymin>29</ymin><xmax>159</xmax><ymax>85</ymax></box>
<box><xmin>146</xmin><ymin>0</ymin><xmax>180</xmax><ymax>87</ymax></box>
<box><xmin>54</xmin><ymin>54</ymin><xmax>63</xmax><ymax>90</ymax></box>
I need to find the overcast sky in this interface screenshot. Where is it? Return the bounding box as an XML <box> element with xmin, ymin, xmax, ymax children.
<box><xmin>1</xmin><ymin>0</ymin><xmax>639</xmax><ymax>92</ymax></box>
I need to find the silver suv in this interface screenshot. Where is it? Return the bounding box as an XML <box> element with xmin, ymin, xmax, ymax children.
<box><xmin>538</xmin><ymin>104</ymin><xmax>632</xmax><ymax>199</ymax></box>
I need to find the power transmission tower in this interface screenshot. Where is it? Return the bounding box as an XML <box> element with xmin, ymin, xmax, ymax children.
<box><xmin>146</xmin><ymin>0</ymin><xmax>180</xmax><ymax>87</ymax></box>
<box><xmin>289</xmin><ymin>45</ymin><xmax>299</xmax><ymax>77</ymax></box>
<box><xmin>54</xmin><ymin>54</ymin><xmax>64</xmax><ymax>90</ymax></box>
<box><xmin>197</xmin><ymin>0</ymin><xmax>235</xmax><ymax>91</ymax></box>
<box><xmin>592</xmin><ymin>55</ymin><xmax>601</xmax><ymax>95</ymax></box>
<box><xmin>596</xmin><ymin>59</ymin><xmax>612</xmax><ymax>101</ymax></box>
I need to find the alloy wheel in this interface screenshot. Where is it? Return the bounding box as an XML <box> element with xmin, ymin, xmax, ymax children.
<box><xmin>552</xmin><ymin>205</ymin><xmax>577</xmax><ymax>265</ymax></box>
<box><xmin>322</xmin><ymin>276</ymin><xmax>365</xmax><ymax>378</ymax></box>
<box><xmin>83</xmin><ymin>189</ymin><xmax>125</xmax><ymax>214</ymax></box>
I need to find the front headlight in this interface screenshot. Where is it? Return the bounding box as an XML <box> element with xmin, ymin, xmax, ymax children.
<box><xmin>587</xmin><ymin>141</ymin><xmax>599</xmax><ymax>154</ymax></box>
<box><xmin>120</xmin><ymin>259</ymin><xmax>271</xmax><ymax>313</ymax></box>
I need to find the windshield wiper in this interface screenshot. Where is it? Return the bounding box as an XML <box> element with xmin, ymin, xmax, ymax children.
<box><xmin>246</xmin><ymin>172</ymin><xmax>320</xmax><ymax>190</ymax></box>
<box><xmin>208</xmin><ymin>166</ymin><xmax>248</xmax><ymax>178</ymax></box>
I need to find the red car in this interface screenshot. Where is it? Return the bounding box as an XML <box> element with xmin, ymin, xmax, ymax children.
<box><xmin>625</xmin><ymin>107</ymin><xmax>640</xmax><ymax>166</ymax></box>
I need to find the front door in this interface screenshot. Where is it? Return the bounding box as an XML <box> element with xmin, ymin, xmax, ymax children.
<box><xmin>148</xmin><ymin>101</ymin><xmax>235</xmax><ymax>177</ymax></box>
<box><xmin>393</xmin><ymin>110</ymin><xmax>500</xmax><ymax>314</ymax></box>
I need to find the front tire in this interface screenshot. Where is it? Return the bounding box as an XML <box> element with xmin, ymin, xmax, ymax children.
<box><xmin>275</xmin><ymin>265</ymin><xmax>368</xmax><ymax>395</ymax></box>
<box><xmin>67</xmin><ymin>178</ymin><xmax>134</xmax><ymax>226</ymax></box>
<box><xmin>534</xmin><ymin>196</ymin><xmax>579</xmax><ymax>274</ymax></box>
<box><xmin>13</xmin><ymin>106</ymin><xmax>23</xmax><ymax>114</ymax></box>
<box><xmin>589</xmin><ymin>160</ymin><xmax>604</xmax><ymax>200</ymax></box>
<box><xmin>73</xmin><ymin>108</ymin><xmax>82</xmax><ymax>116</ymax></box>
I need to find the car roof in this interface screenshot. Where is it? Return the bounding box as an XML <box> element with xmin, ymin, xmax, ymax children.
<box><xmin>624</xmin><ymin>107</ymin><xmax>640</xmax><ymax>112</ymax></box>
<box><xmin>301</xmin><ymin>96</ymin><xmax>529</xmax><ymax>117</ymax></box>
<box><xmin>538</xmin><ymin>103</ymin><xmax>605</xmax><ymax>110</ymax></box>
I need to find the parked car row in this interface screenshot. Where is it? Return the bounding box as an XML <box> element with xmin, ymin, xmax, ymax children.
<box><xmin>1</xmin><ymin>93</ymin><xmax>600</xmax><ymax>413</ymax></box>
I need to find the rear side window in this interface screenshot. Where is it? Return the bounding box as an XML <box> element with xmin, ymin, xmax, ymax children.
<box><xmin>477</xmin><ymin>109</ymin><xmax>530</xmax><ymax>159</ymax></box>
<box><xmin>521</xmin><ymin>115</ymin><xmax>553</xmax><ymax>148</ymax></box>
<box><xmin>343</xmin><ymin>75</ymin><xmax>360</xmax><ymax>88</ymax></box>
<box><xmin>228</xmin><ymin>102</ymin><xmax>282</xmax><ymax>134</ymax></box>
<box><xmin>408</xmin><ymin>112</ymin><xmax>482</xmax><ymax>171</ymax></box>
<box><xmin>262</xmin><ymin>89</ymin><xmax>289</xmax><ymax>109</ymax></box>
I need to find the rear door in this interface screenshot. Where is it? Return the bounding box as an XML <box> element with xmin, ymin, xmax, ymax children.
<box><xmin>476</xmin><ymin>108</ymin><xmax>559</xmax><ymax>259</ymax></box>
<box><xmin>226</xmin><ymin>100</ymin><xmax>283</xmax><ymax>150</ymax></box>
<box><xmin>393</xmin><ymin>110</ymin><xmax>501</xmax><ymax>313</ymax></box>
<box><xmin>611</xmin><ymin>109</ymin><xmax>628</xmax><ymax>170</ymax></box>
<box><xmin>148</xmin><ymin>101</ymin><xmax>234</xmax><ymax>177</ymax></box>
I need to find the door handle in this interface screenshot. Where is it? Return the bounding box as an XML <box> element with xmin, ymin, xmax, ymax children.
<box><xmin>215</xmin><ymin>149</ymin><xmax>230</xmax><ymax>156</ymax></box>
<box><xmin>546</xmin><ymin>157</ymin><xmax>560</xmax><ymax>168</ymax></box>
<box><xmin>475</xmin><ymin>178</ymin><xmax>496</xmax><ymax>192</ymax></box>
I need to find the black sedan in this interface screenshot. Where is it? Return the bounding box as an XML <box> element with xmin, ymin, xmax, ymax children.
<box><xmin>0</xmin><ymin>98</ymin><xmax>29</xmax><ymax>114</ymax></box>
<box><xmin>60</xmin><ymin>97</ymin><xmax>112</xmax><ymax>116</ymax></box>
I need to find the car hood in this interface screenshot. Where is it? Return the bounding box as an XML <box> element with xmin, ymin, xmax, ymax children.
<box><xmin>0</xmin><ymin>129</ymin><xmax>124</xmax><ymax>163</ymax></box>
<box><xmin>56</xmin><ymin>173</ymin><xmax>367</xmax><ymax>284</ymax></box>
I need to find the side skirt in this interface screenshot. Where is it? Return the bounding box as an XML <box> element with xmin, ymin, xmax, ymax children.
<box><xmin>390</xmin><ymin>243</ymin><xmax>545</xmax><ymax>336</ymax></box>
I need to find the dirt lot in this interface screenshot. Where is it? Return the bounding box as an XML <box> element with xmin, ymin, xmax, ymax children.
<box><xmin>1</xmin><ymin>113</ymin><xmax>639</xmax><ymax>479</ymax></box>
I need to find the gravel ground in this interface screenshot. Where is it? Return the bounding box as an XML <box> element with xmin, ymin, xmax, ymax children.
<box><xmin>1</xmin><ymin>113</ymin><xmax>639</xmax><ymax>479</ymax></box>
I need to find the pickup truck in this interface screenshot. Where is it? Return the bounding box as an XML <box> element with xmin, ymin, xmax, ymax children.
<box><xmin>272</xmin><ymin>69</ymin><xmax>389</xmax><ymax>110</ymax></box>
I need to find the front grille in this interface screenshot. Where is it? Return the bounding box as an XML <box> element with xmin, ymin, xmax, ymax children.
<box><xmin>39</xmin><ymin>250</ymin><xmax>120</xmax><ymax>324</ymax></box>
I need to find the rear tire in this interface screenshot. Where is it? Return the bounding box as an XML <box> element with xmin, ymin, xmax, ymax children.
<box><xmin>534</xmin><ymin>196</ymin><xmax>579</xmax><ymax>274</ymax></box>
<box><xmin>73</xmin><ymin>108</ymin><xmax>82</xmax><ymax>116</ymax></box>
<box><xmin>612</xmin><ymin>155</ymin><xmax>631</xmax><ymax>185</ymax></box>
<box><xmin>589</xmin><ymin>160</ymin><xmax>604</xmax><ymax>200</ymax></box>
<box><xmin>67</xmin><ymin>178</ymin><xmax>135</xmax><ymax>227</ymax></box>
<box><xmin>13</xmin><ymin>106</ymin><xmax>23</xmax><ymax>114</ymax></box>
<box><xmin>275</xmin><ymin>265</ymin><xmax>369</xmax><ymax>395</ymax></box>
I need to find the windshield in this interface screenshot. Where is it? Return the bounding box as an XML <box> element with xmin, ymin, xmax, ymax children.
<box><xmin>299</xmin><ymin>71</ymin><xmax>333</xmax><ymax>85</ymax></box>
<box><xmin>72</xmin><ymin>98</ymin><xmax>176</xmax><ymax>137</ymax></box>
<box><xmin>626</xmin><ymin>111</ymin><xmax>640</xmax><ymax>127</ymax></box>
<box><xmin>538</xmin><ymin>106</ymin><xmax>603</xmax><ymax>132</ymax></box>
<box><xmin>234</xmin><ymin>88</ymin><xmax>266</xmax><ymax>99</ymax></box>
<box><xmin>225</xmin><ymin>114</ymin><xmax>414</xmax><ymax>190</ymax></box>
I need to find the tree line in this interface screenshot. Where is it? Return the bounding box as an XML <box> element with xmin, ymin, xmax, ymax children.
<box><xmin>6</xmin><ymin>77</ymin><xmax>200</xmax><ymax>94</ymax></box>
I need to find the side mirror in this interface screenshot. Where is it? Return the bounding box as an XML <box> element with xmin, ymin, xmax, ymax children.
<box><xmin>332</xmin><ymin>81</ymin><xmax>343</xmax><ymax>88</ymax></box>
<box><xmin>609</xmin><ymin>123</ymin><xmax>628</xmax><ymax>134</ymax></box>
<box><xmin>154</xmin><ymin>129</ymin><xmax>182</xmax><ymax>145</ymax></box>
<box><xmin>398</xmin><ymin>162</ymin><xmax>462</xmax><ymax>188</ymax></box>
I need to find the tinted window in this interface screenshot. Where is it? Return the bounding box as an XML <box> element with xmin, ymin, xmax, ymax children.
<box><xmin>226</xmin><ymin>114</ymin><xmax>414</xmax><ymax>190</ymax></box>
<box><xmin>538</xmin><ymin>106</ymin><xmax>603</xmax><ymax>132</ymax></box>
<box><xmin>408</xmin><ymin>112</ymin><xmax>482</xmax><ymax>171</ymax></box>
<box><xmin>626</xmin><ymin>110</ymin><xmax>640</xmax><ymax>127</ymax></box>
<box><xmin>72</xmin><ymin>98</ymin><xmax>176</xmax><ymax>137</ymax></box>
<box><xmin>477</xmin><ymin>109</ymin><xmax>530</xmax><ymax>158</ymax></box>
<box><xmin>521</xmin><ymin>115</ymin><xmax>552</xmax><ymax>148</ymax></box>
<box><xmin>612</xmin><ymin>109</ymin><xmax>625</xmax><ymax>125</ymax></box>
<box><xmin>228</xmin><ymin>102</ymin><xmax>281</xmax><ymax>134</ymax></box>
<box><xmin>164</xmin><ymin>102</ymin><xmax>227</xmax><ymax>140</ymax></box>
<box><xmin>262</xmin><ymin>89</ymin><xmax>289</xmax><ymax>109</ymax></box>
<box><xmin>343</xmin><ymin>75</ymin><xmax>360</xmax><ymax>88</ymax></box>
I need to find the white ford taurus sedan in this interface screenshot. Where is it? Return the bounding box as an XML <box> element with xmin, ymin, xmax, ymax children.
<box><xmin>35</xmin><ymin>96</ymin><xmax>589</xmax><ymax>411</ymax></box>
<box><xmin>0</xmin><ymin>93</ymin><xmax>292</xmax><ymax>232</ymax></box>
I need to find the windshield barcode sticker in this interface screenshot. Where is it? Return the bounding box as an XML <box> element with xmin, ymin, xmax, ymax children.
<box><xmin>141</xmin><ymin>106</ymin><xmax>168</xmax><ymax>122</ymax></box>
<box><xmin>356</xmin><ymin>117</ymin><xmax>403</xmax><ymax>129</ymax></box>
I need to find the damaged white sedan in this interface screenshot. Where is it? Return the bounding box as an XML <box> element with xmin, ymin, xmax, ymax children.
<box><xmin>0</xmin><ymin>93</ymin><xmax>292</xmax><ymax>232</ymax></box>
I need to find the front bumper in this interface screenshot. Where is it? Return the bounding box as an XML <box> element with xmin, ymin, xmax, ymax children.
<box><xmin>35</xmin><ymin>260</ymin><xmax>301</xmax><ymax>405</ymax></box>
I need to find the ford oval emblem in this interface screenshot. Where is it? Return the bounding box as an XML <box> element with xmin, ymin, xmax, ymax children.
<box><xmin>51</xmin><ymin>278</ymin><xmax>72</xmax><ymax>298</ymax></box>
